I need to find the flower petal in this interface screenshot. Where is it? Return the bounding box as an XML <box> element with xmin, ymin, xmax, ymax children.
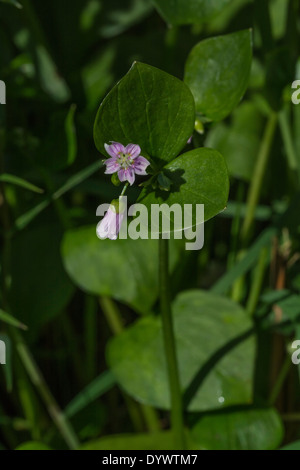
<box><xmin>105</xmin><ymin>142</ymin><xmax>125</xmax><ymax>158</ymax></box>
<box><xmin>125</xmin><ymin>143</ymin><xmax>141</xmax><ymax>159</ymax></box>
<box><xmin>118</xmin><ymin>169</ymin><xmax>126</xmax><ymax>182</ymax></box>
<box><xmin>127</xmin><ymin>168</ymin><xmax>135</xmax><ymax>185</ymax></box>
<box><xmin>104</xmin><ymin>157</ymin><xmax>120</xmax><ymax>174</ymax></box>
<box><xmin>133</xmin><ymin>156</ymin><xmax>150</xmax><ymax>175</ymax></box>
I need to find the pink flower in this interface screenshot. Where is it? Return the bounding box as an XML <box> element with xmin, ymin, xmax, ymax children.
<box><xmin>104</xmin><ymin>142</ymin><xmax>150</xmax><ymax>185</ymax></box>
<box><xmin>97</xmin><ymin>202</ymin><xmax>125</xmax><ymax>240</ymax></box>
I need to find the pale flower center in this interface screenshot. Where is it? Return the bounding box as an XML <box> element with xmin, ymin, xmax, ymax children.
<box><xmin>118</xmin><ymin>152</ymin><xmax>134</xmax><ymax>169</ymax></box>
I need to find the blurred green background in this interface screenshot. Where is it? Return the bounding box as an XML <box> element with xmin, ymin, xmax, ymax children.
<box><xmin>0</xmin><ymin>0</ymin><xmax>300</xmax><ymax>451</ymax></box>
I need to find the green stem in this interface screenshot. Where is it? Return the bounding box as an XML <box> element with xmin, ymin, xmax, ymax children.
<box><xmin>254</xmin><ymin>0</ymin><xmax>274</xmax><ymax>55</ymax></box>
<box><xmin>269</xmin><ymin>353</ymin><xmax>291</xmax><ymax>405</ymax></box>
<box><xmin>120</xmin><ymin>182</ymin><xmax>129</xmax><ymax>197</ymax></box>
<box><xmin>84</xmin><ymin>295</ymin><xmax>98</xmax><ymax>382</ymax></box>
<box><xmin>279</xmin><ymin>107</ymin><xmax>299</xmax><ymax>189</ymax></box>
<box><xmin>9</xmin><ymin>328</ymin><xmax>80</xmax><ymax>450</ymax></box>
<box><xmin>241</xmin><ymin>113</ymin><xmax>277</xmax><ymax>246</ymax></box>
<box><xmin>99</xmin><ymin>296</ymin><xmax>123</xmax><ymax>336</ymax></box>
<box><xmin>159</xmin><ymin>238</ymin><xmax>186</xmax><ymax>450</ymax></box>
<box><xmin>246</xmin><ymin>247</ymin><xmax>269</xmax><ymax>316</ymax></box>
<box><xmin>99</xmin><ymin>296</ymin><xmax>161</xmax><ymax>433</ymax></box>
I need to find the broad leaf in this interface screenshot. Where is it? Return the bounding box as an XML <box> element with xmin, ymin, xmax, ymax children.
<box><xmin>138</xmin><ymin>147</ymin><xmax>229</xmax><ymax>231</ymax></box>
<box><xmin>152</xmin><ymin>0</ymin><xmax>231</xmax><ymax>26</ymax></box>
<box><xmin>192</xmin><ymin>407</ymin><xmax>283</xmax><ymax>450</ymax></box>
<box><xmin>94</xmin><ymin>62</ymin><xmax>195</xmax><ymax>168</ymax></box>
<box><xmin>184</xmin><ymin>30</ymin><xmax>252</xmax><ymax>122</ymax></box>
<box><xmin>108</xmin><ymin>290</ymin><xmax>255</xmax><ymax>411</ymax></box>
<box><xmin>9</xmin><ymin>225</ymin><xmax>74</xmax><ymax>336</ymax></box>
<box><xmin>62</xmin><ymin>227</ymin><xmax>183</xmax><ymax>314</ymax></box>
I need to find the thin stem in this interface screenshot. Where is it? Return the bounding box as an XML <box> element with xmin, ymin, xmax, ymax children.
<box><xmin>120</xmin><ymin>182</ymin><xmax>129</xmax><ymax>197</ymax></box>
<box><xmin>99</xmin><ymin>296</ymin><xmax>161</xmax><ymax>433</ymax></box>
<box><xmin>99</xmin><ymin>296</ymin><xmax>123</xmax><ymax>336</ymax></box>
<box><xmin>84</xmin><ymin>295</ymin><xmax>98</xmax><ymax>382</ymax></box>
<box><xmin>9</xmin><ymin>328</ymin><xmax>80</xmax><ymax>450</ymax></box>
<box><xmin>159</xmin><ymin>238</ymin><xmax>186</xmax><ymax>450</ymax></box>
<box><xmin>269</xmin><ymin>353</ymin><xmax>291</xmax><ymax>405</ymax></box>
<box><xmin>279</xmin><ymin>107</ymin><xmax>299</xmax><ymax>189</ymax></box>
<box><xmin>0</xmin><ymin>142</ymin><xmax>79</xmax><ymax>450</ymax></box>
<box><xmin>241</xmin><ymin>113</ymin><xmax>277</xmax><ymax>246</ymax></box>
<box><xmin>246</xmin><ymin>247</ymin><xmax>269</xmax><ymax>316</ymax></box>
<box><xmin>254</xmin><ymin>0</ymin><xmax>274</xmax><ymax>55</ymax></box>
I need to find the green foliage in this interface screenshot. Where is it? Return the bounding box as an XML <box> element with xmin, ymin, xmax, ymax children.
<box><xmin>9</xmin><ymin>225</ymin><xmax>75</xmax><ymax>335</ymax></box>
<box><xmin>81</xmin><ymin>431</ymin><xmax>181</xmax><ymax>450</ymax></box>
<box><xmin>108</xmin><ymin>290</ymin><xmax>254</xmax><ymax>411</ymax></box>
<box><xmin>0</xmin><ymin>0</ymin><xmax>299</xmax><ymax>452</ymax></box>
<box><xmin>192</xmin><ymin>408</ymin><xmax>284</xmax><ymax>450</ymax></box>
<box><xmin>94</xmin><ymin>62</ymin><xmax>195</xmax><ymax>169</ymax></box>
<box><xmin>62</xmin><ymin>227</ymin><xmax>183</xmax><ymax>314</ymax></box>
<box><xmin>138</xmin><ymin>148</ymin><xmax>230</xmax><ymax>229</ymax></box>
<box><xmin>151</xmin><ymin>0</ymin><xmax>231</xmax><ymax>26</ymax></box>
<box><xmin>184</xmin><ymin>30</ymin><xmax>252</xmax><ymax>122</ymax></box>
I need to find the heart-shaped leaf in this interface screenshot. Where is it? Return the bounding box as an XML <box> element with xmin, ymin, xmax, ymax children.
<box><xmin>152</xmin><ymin>0</ymin><xmax>231</xmax><ymax>26</ymax></box>
<box><xmin>62</xmin><ymin>227</ymin><xmax>183</xmax><ymax>314</ymax></box>
<box><xmin>94</xmin><ymin>62</ymin><xmax>195</xmax><ymax>168</ymax></box>
<box><xmin>184</xmin><ymin>30</ymin><xmax>252</xmax><ymax>122</ymax></box>
<box><xmin>108</xmin><ymin>290</ymin><xmax>255</xmax><ymax>411</ymax></box>
<box><xmin>138</xmin><ymin>148</ymin><xmax>229</xmax><ymax>232</ymax></box>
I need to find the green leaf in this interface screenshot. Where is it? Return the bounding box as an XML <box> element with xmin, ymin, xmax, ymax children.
<box><xmin>9</xmin><ymin>225</ymin><xmax>74</xmax><ymax>336</ymax></box>
<box><xmin>81</xmin><ymin>431</ymin><xmax>182</xmax><ymax>450</ymax></box>
<box><xmin>65</xmin><ymin>371</ymin><xmax>116</xmax><ymax>418</ymax></box>
<box><xmin>0</xmin><ymin>174</ymin><xmax>44</xmax><ymax>194</ymax></box>
<box><xmin>62</xmin><ymin>227</ymin><xmax>183</xmax><ymax>314</ymax></box>
<box><xmin>14</xmin><ymin>161</ymin><xmax>103</xmax><ymax>231</ymax></box>
<box><xmin>16</xmin><ymin>442</ymin><xmax>52</xmax><ymax>450</ymax></box>
<box><xmin>94</xmin><ymin>62</ymin><xmax>195</xmax><ymax>168</ymax></box>
<box><xmin>138</xmin><ymin>148</ymin><xmax>229</xmax><ymax>231</ymax></box>
<box><xmin>152</xmin><ymin>0</ymin><xmax>231</xmax><ymax>25</ymax></box>
<box><xmin>192</xmin><ymin>408</ymin><xmax>284</xmax><ymax>450</ymax></box>
<box><xmin>108</xmin><ymin>290</ymin><xmax>255</xmax><ymax>411</ymax></box>
<box><xmin>205</xmin><ymin>102</ymin><xmax>264</xmax><ymax>181</ymax></box>
<box><xmin>184</xmin><ymin>30</ymin><xmax>252</xmax><ymax>122</ymax></box>
<box><xmin>281</xmin><ymin>440</ymin><xmax>300</xmax><ymax>450</ymax></box>
<box><xmin>0</xmin><ymin>309</ymin><xmax>27</xmax><ymax>330</ymax></box>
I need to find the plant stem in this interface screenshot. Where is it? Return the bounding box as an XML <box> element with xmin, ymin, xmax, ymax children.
<box><xmin>241</xmin><ymin>113</ymin><xmax>277</xmax><ymax>246</ymax></box>
<box><xmin>9</xmin><ymin>327</ymin><xmax>80</xmax><ymax>450</ymax></box>
<box><xmin>269</xmin><ymin>353</ymin><xmax>291</xmax><ymax>405</ymax></box>
<box><xmin>159</xmin><ymin>238</ymin><xmax>186</xmax><ymax>450</ymax></box>
<box><xmin>0</xmin><ymin>143</ymin><xmax>79</xmax><ymax>450</ymax></box>
<box><xmin>254</xmin><ymin>0</ymin><xmax>274</xmax><ymax>55</ymax></box>
<box><xmin>279</xmin><ymin>107</ymin><xmax>299</xmax><ymax>188</ymax></box>
<box><xmin>120</xmin><ymin>182</ymin><xmax>129</xmax><ymax>197</ymax></box>
<box><xmin>99</xmin><ymin>296</ymin><xmax>161</xmax><ymax>433</ymax></box>
<box><xmin>246</xmin><ymin>246</ymin><xmax>269</xmax><ymax>316</ymax></box>
<box><xmin>99</xmin><ymin>296</ymin><xmax>123</xmax><ymax>336</ymax></box>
